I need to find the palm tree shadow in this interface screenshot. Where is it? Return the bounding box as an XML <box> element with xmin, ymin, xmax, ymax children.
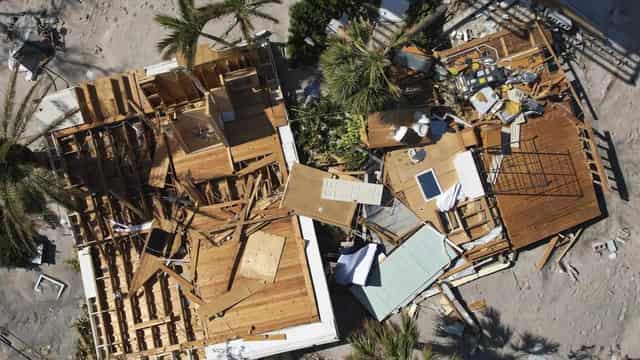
<box><xmin>47</xmin><ymin>46</ymin><xmax>117</xmax><ymax>85</ymax></box>
<box><xmin>430</xmin><ymin>307</ymin><xmax>559</xmax><ymax>360</ymax></box>
<box><xmin>510</xmin><ymin>331</ymin><xmax>560</xmax><ymax>356</ymax></box>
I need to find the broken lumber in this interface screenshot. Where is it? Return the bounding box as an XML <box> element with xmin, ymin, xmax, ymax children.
<box><xmin>235</xmin><ymin>154</ymin><xmax>277</xmax><ymax>177</ymax></box>
<box><xmin>243</xmin><ymin>334</ymin><xmax>287</xmax><ymax>341</ymax></box>
<box><xmin>438</xmin><ymin>282</ymin><xmax>479</xmax><ymax>331</ymax></box>
<box><xmin>133</xmin><ymin>317</ymin><xmax>172</xmax><ymax>330</ymax></box>
<box><xmin>535</xmin><ymin>234</ymin><xmax>561</xmax><ymax>271</ymax></box>
<box><xmin>556</xmin><ymin>228</ymin><xmax>584</xmax><ymax>264</ymax></box>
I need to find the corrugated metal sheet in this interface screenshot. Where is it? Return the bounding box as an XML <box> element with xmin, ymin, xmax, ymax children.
<box><xmin>351</xmin><ymin>225</ymin><xmax>458</xmax><ymax>320</ymax></box>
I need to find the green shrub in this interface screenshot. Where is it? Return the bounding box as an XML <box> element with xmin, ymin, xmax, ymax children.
<box><xmin>287</xmin><ymin>0</ymin><xmax>378</xmax><ymax>66</ymax></box>
<box><xmin>291</xmin><ymin>98</ymin><xmax>367</xmax><ymax>170</ymax></box>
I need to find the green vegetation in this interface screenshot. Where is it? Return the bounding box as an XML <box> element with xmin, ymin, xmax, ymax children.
<box><xmin>156</xmin><ymin>0</ymin><xmax>282</xmax><ymax>69</ymax></box>
<box><xmin>405</xmin><ymin>0</ymin><xmax>448</xmax><ymax>50</ymax></box>
<box><xmin>199</xmin><ymin>0</ymin><xmax>282</xmax><ymax>44</ymax></box>
<box><xmin>291</xmin><ymin>98</ymin><xmax>367</xmax><ymax>170</ymax></box>
<box><xmin>155</xmin><ymin>0</ymin><xmax>234</xmax><ymax>69</ymax></box>
<box><xmin>287</xmin><ymin>0</ymin><xmax>377</xmax><ymax>66</ymax></box>
<box><xmin>0</xmin><ymin>68</ymin><xmax>77</xmax><ymax>267</ymax></box>
<box><xmin>319</xmin><ymin>4</ymin><xmax>447</xmax><ymax>116</ymax></box>
<box><xmin>320</xmin><ymin>19</ymin><xmax>401</xmax><ymax>115</ymax></box>
<box><xmin>348</xmin><ymin>312</ymin><xmax>433</xmax><ymax>360</ymax></box>
<box><xmin>73</xmin><ymin>307</ymin><xmax>96</xmax><ymax>359</ymax></box>
<box><xmin>65</xmin><ymin>257</ymin><xmax>81</xmax><ymax>273</ymax></box>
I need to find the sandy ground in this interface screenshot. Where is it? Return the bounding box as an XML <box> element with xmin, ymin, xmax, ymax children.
<box><xmin>1</xmin><ymin>0</ymin><xmax>639</xmax><ymax>359</ymax></box>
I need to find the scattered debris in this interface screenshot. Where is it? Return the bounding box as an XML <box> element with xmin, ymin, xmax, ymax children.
<box><xmin>334</xmin><ymin>243</ymin><xmax>378</xmax><ymax>286</ymax></box>
<box><xmin>34</xmin><ymin>274</ymin><xmax>66</xmax><ymax>300</ymax></box>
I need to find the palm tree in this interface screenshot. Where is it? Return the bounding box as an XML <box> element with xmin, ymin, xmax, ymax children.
<box><xmin>155</xmin><ymin>0</ymin><xmax>235</xmax><ymax>69</ymax></box>
<box><xmin>348</xmin><ymin>312</ymin><xmax>432</xmax><ymax>360</ymax></box>
<box><xmin>199</xmin><ymin>0</ymin><xmax>282</xmax><ymax>45</ymax></box>
<box><xmin>320</xmin><ymin>4</ymin><xmax>447</xmax><ymax>115</ymax></box>
<box><xmin>0</xmin><ymin>68</ymin><xmax>77</xmax><ymax>266</ymax></box>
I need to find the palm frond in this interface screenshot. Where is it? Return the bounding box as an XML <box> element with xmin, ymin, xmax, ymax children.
<box><xmin>9</xmin><ymin>76</ymin><xmax>44</xmax><ymax>138</ymax></box>
<box><xmin>15</xmin><ymin>80</ymin><xmax>54</xmax><ymax>140</ymax></box>
<box><xmin>250</xmin><ymin>0</ymin><xmax>282</xmax><ymax>7</ymax></box>
<box><xmin>238</xmin><ymin>18</ymin><xmax>254</xmax><ymax>43</ymax></box>
<box><xmin>199</xmin><ymin>32</ymin><xmax>235</xmax><ymax>47</ymax></box>
<box><xmin>23</xmin><ymin>166</ymin><xmax>81</xmax><ymax>211</ymax></box>
<box><xmin>154</xmin><ymin>14</ymin><xmax>186</xmax><ymax>29</ymax></box>
<box><xmin>178</xmin><ymin>0</ymin><xmax>196</xmax><ymax>21</ymax></box>
<box><xmin>198</xmin><ymin>3</ymin><xmax>236</xmax><ymax>19</ymax></box>
<box><xmin>247</xmin><ymin>9</ymin><xmax>279</xmax><ymax>23</ymax></box>
<box><xmin>157</xmin><ymin>33</ymin><xmax>180</xmax><ymax>54</ymax></box>
<box><xmin>221</xmin><ymin>18</ymin><xmax>240</xmax><ymax>39</ymax></box>
<box><xmin>2</xmin><ymin>67</ymin><xmax>19</xmax><ymax>137</ymax></box>
<box><xmin>24</xmin><ymin>108</ymin><xmax>79</xmax><ymax>146</ymax></box>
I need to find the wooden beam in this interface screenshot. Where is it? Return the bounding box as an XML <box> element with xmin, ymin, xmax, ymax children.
<box><xmin>556</xmin><ymin>228</ymin><xmax>584</xmax><ymax>264</ymax></box>
<box><xmin>158</xmin><ymin>263</ymin><xmax>204</xmax><ymax>306</ymax></box>
<box><xmin>243</xmin><ymin>334</ymin><xmax>287</xmax><ymax>341</ymax></box>
<box><xmin>235</xmin><ymin>154</ymin><xmax>276</xmax><ymax>177</ymax></box>
<box><xmin>177</xmin><ymin>176</ymin><xmax>207</xmax><ymax>205</ymax></box>
<box><xmin>203</xmin><ymin>211</ymin><xmax>292</xmax><ymax>235</ymax></box>
<box><xmin>535</xmin><ymin>235</ymin><xmax>561</xmax><ymax>271</ymax></box>
<box><xmin>109</xmin><ymin>190</ymin><xmax>146</xmax><ymax>219</ymax></box>
<box><xmin>133</xmin><ymin>317</ymin><xmax>172</xmax><ymax>331</ymax></box>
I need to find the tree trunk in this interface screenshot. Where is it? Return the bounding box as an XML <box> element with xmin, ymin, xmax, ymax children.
<box><xmin>402</xmin><ymin>3</ymin><xmax>448</xmax><ymax>43</ymax></box>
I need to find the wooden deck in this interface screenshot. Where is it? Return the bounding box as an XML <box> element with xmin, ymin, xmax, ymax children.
<box><xmin>198</xmin><ymin>216</ymin><xmax>319</xmax><ymax>342</ymax></box>
<box><xmin>480</xmin><ymin>104</ymin><xmax>601</xmax><ymax>249</ymax></box>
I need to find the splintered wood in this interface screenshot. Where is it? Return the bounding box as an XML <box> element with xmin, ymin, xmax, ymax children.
<box><xmin>49</xmin><ymin>43</ymin><xmax>319</xmax><ymax>358</ymax></box>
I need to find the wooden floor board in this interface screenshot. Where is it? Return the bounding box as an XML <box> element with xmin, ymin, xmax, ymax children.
<box><xmin>483</xmin><ymin>104</ymin><xmax>601</xmax><ymax>249</ymax></box>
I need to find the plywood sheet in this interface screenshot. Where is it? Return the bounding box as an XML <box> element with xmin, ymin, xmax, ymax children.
<box><xmin>282</xmin><ymin>164</ymin><xmax>357</xmax><ymax>228</ymax></box>
<box><xmin>172</xmin><ymin>107</ymin><xmax>225</xmax><ymax>153</ymax></box>
<box><xmin>172</xmin><ymin>142</ymin><xmax>234</xmax><ymax>183</ymax></box>
<box><xmin>237</xmin><ymin>231</ymin><xmax>286</xmax><ymax>283</ymax></box>
<box><xmin>197</xmin><ymin>217</ymin><xmax>319</xmax><ymax>342</ymax></box>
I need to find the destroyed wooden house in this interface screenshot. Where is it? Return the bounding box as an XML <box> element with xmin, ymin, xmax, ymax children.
<box><xmin>283</xmin><ymin>23</ymin><xmax>609</xmax><ymax>320</ymax></box>
<box><xmin>46</xmin><ymin>42</ymin><xmax>337</xmax><ymax>359</ymax></box>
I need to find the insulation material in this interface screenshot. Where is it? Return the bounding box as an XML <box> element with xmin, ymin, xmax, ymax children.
<box><xmin>321</xmin><ymin>178</ymin><xmax>384</xmax><ymax>205</ymax></box>
<box><xmin>453</xmin><ymin>151</ymin><xmax>486</xmax><ymax>199</ymax></box>
<box><xmin>436</xmin><ymin>183</ymin><xmax>465</xmax><ymax>211</ymax></box>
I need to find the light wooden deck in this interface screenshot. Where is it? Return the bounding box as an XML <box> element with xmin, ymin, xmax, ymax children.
<box><xmin>197</xmin><ymin>216</ymin><xmax>319</xmax><ymax>342</ymax></box>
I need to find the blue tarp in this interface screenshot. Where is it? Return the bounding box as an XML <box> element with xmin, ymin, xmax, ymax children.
<box><xmin>351</xmin><ymin>225</ymin><xmax>458</xmax><ymax>320</ymax></box>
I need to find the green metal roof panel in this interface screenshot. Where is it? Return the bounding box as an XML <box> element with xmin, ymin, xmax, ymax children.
<box><xmin>351</xmin><ymin>225</ymin><xmax>458</xmax><ymax>320</ymax></box>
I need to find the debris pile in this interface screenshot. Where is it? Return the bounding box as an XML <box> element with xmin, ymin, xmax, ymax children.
<box><xmin>288</xmin><ymin>22</ymin><xmax>610</xmax><ymax>323</ymax></box>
